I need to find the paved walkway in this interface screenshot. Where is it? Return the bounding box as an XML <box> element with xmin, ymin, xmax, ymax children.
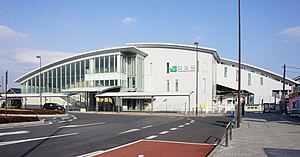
<box><xmin>214</xmin><ymin>112</ymin><xmax>300</xmax><ymax>157</ymax></box>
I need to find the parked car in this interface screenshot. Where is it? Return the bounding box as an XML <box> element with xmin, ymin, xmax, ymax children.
<box><xmin>43</xmin><ymin>103</ymin><xmax>65</xmax><ymax>111</ymax></box>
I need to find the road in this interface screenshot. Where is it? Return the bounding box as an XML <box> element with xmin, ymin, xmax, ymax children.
<box><xmin>0</xmin><ymin>113</ymin><xmax>233</xmax><ymax>157</ymax></box>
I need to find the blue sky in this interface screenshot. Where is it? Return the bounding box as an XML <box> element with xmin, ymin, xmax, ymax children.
<box><xmin>0</xmin><ymin>0</ymin><xmax>300</xmax><ymax>88</ymax></box>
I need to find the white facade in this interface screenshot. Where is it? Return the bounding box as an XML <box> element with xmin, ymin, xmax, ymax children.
<box><xmin>14</xmin><ymin>43</ymin><xmax>299</xmax><ymax>113</ymax></box>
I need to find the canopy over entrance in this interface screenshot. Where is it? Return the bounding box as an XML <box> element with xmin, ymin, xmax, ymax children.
<box><xmin>62</xmin><ymin>86</ymin><xmax>122</xmax><ymax>95</ymax></box>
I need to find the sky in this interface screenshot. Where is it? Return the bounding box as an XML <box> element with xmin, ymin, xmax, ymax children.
<box><xmin>0</xmin><ymin>0</ymin><xmax>300</xmax><ymax>89</ymax></box>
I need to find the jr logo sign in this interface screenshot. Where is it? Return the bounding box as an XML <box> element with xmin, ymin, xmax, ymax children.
<box><xmin>169</xmin><ymin>65</ymin><xmax>195</xmax><ymax>73</ymax></box>
<box><xmin>170</xmin><ymin>66</ymin><xmax>177</xmax><ymax>72</ymax></box>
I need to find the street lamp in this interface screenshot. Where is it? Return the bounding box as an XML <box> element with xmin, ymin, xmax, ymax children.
<box><xmin>194</xmin><ymin>42</ymin><xmax>199</xmax><ymax>115</ymax></box>
<box><xmin>36</xmin><ymin>56</ymin><xmax>42</xmax><ymax>109</ymax></box>
<box><xmin>237</xmin><ymin>0</ymin><xmax>242</xmax><ymax>127</ymax></box>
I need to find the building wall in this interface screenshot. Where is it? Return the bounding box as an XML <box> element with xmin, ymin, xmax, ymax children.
<box><xmin>217</xmin><ymin>63</ymin><xmax>292</xmax><ymax>104</ymax></box>
<box><xmin>139</xmin><ymin>47</ymin><xmax>216</xmax><ymax>112</ymax></box>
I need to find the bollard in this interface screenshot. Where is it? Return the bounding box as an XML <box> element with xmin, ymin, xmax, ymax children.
<box><xmin>229</xmin><ymin>123</ymin><xmax>232</xmax><ymax>140</ymax></box>
<box><xmin>225</xmin><ymin>127</ymin><xmax>229</xmax><ymax>147</ymax></box>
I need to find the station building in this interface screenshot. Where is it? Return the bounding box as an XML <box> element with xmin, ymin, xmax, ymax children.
<box><xmin>14</xmin><ymin>43</ymin><xmax>299</xmax><ymax>113</ymax></box>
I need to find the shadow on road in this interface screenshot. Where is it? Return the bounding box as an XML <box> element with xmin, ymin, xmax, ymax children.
<box><xmin>20</xmin><ymin>121</ymin><xmax>72</xmax><ymax>157</ymax></box>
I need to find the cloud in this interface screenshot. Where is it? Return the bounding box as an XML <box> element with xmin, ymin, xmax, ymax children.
<box><xmin>0</xmin><ymin>25</ymin><xmax>29</xmax><ymax>40</ymax></box>
<box><xmin>121</xmin><ymin>17</ymin><xmax>138</xmax><ymax>25</ymax></box>
<box><xmin>192</xmin><ymin>26</ymin><xmax>209</xmax><ymax>41</ymax></box>
<box><xmin>0</xmin><ymin>48</ymin><xmax>75</xmax><ymax>86</ymax></box>
<box><xmin>279</xmin><ymin>25</ymin><xmax>300</xmax><ymax>41</ymax></box>
<box><xmin>10</xmin><ymin>48</ymin><xmax>74</xmax><ymax>65</ymax></box>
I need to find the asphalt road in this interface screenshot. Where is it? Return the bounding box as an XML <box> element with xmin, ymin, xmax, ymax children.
<box><xmin>0</xmin><ymin>113</ymin><xmax>233</xmax><ymax>157</ymax></box>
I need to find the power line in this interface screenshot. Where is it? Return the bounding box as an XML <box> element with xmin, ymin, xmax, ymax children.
<box><xmin>286</xmin><ymin>65</ymin><xmax>300</xmax><ymax>70</ymax></box>
<box><xmin>286</xmin><ymin>70</ymin><xmax>300</xmax><ymax>74</ymax></box>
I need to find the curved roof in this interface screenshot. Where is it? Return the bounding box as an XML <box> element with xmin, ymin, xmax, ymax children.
<box><xmin>220</xmin><ymin>58</ymin><xmax>299</xmax><ymax>85</ymax></box>
<box><xmin>14</xmin><ymin>46</ymin><xmax>147</xmax><ymax>83</ymax></box>
<box><xmin>126</xmin><ymin>43</ymin><xmax>220</xmax><ymax>61</ymax></box>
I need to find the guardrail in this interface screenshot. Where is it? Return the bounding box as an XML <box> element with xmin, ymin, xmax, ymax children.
<box><xmin>207</xmin><ymin>121</ymin><xmax>234</xmax><ymax>157</ymax></box>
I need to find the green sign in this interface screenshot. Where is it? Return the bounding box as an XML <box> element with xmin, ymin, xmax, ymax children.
<box><xmin>170</xmin><ymin>66</ymin><xmax>177</xmax><ymax>72</ymax></box>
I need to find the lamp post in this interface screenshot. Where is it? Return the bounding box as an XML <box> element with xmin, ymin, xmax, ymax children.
<box><xmin>36</xmin><ymin>56</ymin><xmax>42</xmax><ymax>109</ymax></box>
<box><xmin>237</xmin><ymin>0</ymin><xmax>242</xmax><ymax>128</ymax></box>
<box><xmin>194</xmin><ymin>42</ymin><xmax>199</xmax><ymax>115</ymax></box>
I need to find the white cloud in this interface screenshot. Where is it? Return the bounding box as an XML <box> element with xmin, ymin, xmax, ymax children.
<box><xmin>0</xmin><ymin>48</ymin><xmax>75</xmax><ymax>86</ymax></box>
<box><xmin>0</xmin><ymin>25</ymin><xmax>29</xmax><ymax>40</ymax></box>
<box><xmin>121</xmin><ymin>17</ymin><xmax>138</xmax><ymax>25</ymax></box>
<box><xmin>279</xmin><ymin>25</ymin><xmax>300</xmax><ymax>41</ymax></box>
<box><xmin>11</xmin><ymin>48</ymin><xmax>74</xmax><ymax>65</ymax></box>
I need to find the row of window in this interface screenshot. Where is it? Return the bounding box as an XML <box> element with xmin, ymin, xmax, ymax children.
<box><xmin>93</xmin><ymin>55</ymin><xmax>118</xmax><ymax>73</ymax></box>
<box><xmin>21</xmin><ymin>54</ymin><xmax>146</xmax><ymax>93</ymax></box>
<box><xmin>166</xmin><ymin>79</ymin><xmax>179</xmax><ymax>92</ymax></box>
<box><xmin>224</xmin><ymin>67</ymin><xmax>264</xmax><ymax>86</ymax></box>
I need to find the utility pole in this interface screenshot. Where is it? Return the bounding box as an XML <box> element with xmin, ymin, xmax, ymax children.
<box><xmin>194</xmin><ymin>42</ymin><xmax>199</xmax><ymax>115</ymax></box>
<box><xmin>282</xmin><ymin>64</ymin><xmax>286</xmax><ymax>114</ymax></box>
<box><xmin>237</xmin><ymin>0</ymin><xmax>242</xmax><ymax>128</ymax></box>
<box><xmin>5</xmin><ymin>70</ymin><xmax>8</xmax><ymax>117</ymax></box>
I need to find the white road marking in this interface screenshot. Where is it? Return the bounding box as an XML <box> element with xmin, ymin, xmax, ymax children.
<box><xmin>190</xmin><ymin>120</ymin><xmax>195</xmax><ymax>123</ymax></box>
<box><xmin>144</xmin><ymin>139</ymin><xmax>212</xmax><ymax>146</ymax></box>
<box><xmin>159</xmin><ymin>131</ymin><xmax>169</xmax><ymax>135</ymax></box>
<box><xmin>76</xmin><ymin>150</ymin><xmax>104</xmax><ymax>157</ymax></box>
<box><xmin>68</xmin><ymin>119</ymin><xmax>73</xmax><ymax>122</ymax></box>
<box><xmin>138</xmin><ymin>155</ymin><xmax>144</xmax><ymax>157</ymax></box>
<box><xmin>170</xmin><ymin>128</ymin><xmax>178</xmax><ymax>131</ymax></box>
<box><xmin>0</xmin><ymin>131</ymin><xmax>30</xmax><ymax>136</ymax></box>
<box><xmin>96</xmin><ymin>140</ymin><xmax>143</xmax><ymax>155</ymax></box>
<box><xmin>142</xmin><ymin>125</ymin><xmax>152</xmax><ymax>129</ymax></box>
<box><xmin>59</xmin><ymin>122</ymin><xmax>105</xmax><ymax>128</ymax></box>
<box><xmin>178</xmin><ymin>125</ymin><xmax>185</xmax><ymax>128</ymax></box>
<box><xmin>0</xmin><ymin>133</ymin><xmax>78</xmax><ymax>146</ymax></box>
<box><xmin>119</xmin><ymin>129</ymin><xmax>140</xmax><ymax>134</ymax></box>
<box><xmin>185</xmin><ymin>123</ymin><xmax>190</xmax><ymax>125</ymax></box>
<box><xmin>145</xmin><ymin>135</ymin><xmax>157</xmax><ymax>140</ymax></box>
<box><xmin>57</xmin><ymin>121</ymin><xmax>66</xmax><ymax>124</ymax></box>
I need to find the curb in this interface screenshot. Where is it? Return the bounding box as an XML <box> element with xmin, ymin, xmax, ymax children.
<box><xmin>0</xmin><ymin>119</ymin><xmax>45</xmax><ymax>129</ymax></box>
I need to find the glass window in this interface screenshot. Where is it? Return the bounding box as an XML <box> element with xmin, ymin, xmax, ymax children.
<box><xmin>224</xmin><ymin>67</ymin><xmax>228</xmax><ymax>78</ymax></box>
<box><xmin>44</xmin><ymin>72</ymin><xmax>48</xmax><ymax>92</ymax></box>
<box><xmin>36</xmin><ymin>75</ymin><xmax>39</xmax><ymax>93</ymax></box>
<box><xmin>71</xmin><ymin>63</ymin><xmax>75</xmax><ymax>86</ymax></box>
<box><xmin>62</xmin><ymin>66</ymin><xmax>65</xmax><ymax>89</ymax></box>
<box><xmin>53</xmin><ymin>69</ymin><xmax>56</xmax><ymax>93</ymax></box>
<box><xmin>100</xmin><ymin>57</ymin><xmax>104</xmax><ymax>73</ymax></box>
<box><xmin>48</xmin><ymin>71</ymin><xmax>52</xmax><ymax>92</ymax></box>
<box><xmin>105</xmin><ymin>56</ymin><xmax>109</xmax><ymax>73</ymax></box>
<box><xmin>167</xmin><ymin>80</ymin><xmax>170</xmax><ymax>92</ymax></box>
<box><xmin>57</xmin><ymin>67</ymin><xmax>61</xmax><ymax>92</ymax></box>
<box><xmin>110</xmin><ymin>55</ymin><xmax>114</xmax><ymax>73</ymax></box>
<box><xmin>115</xmin><ymin>80</ymin><xmax>118</xmax><ymax>86</ymax></box>
<box><xmin>110</xmin><ymin>80</ymin><xmax>114</xmax><ymax>86</ymax></box>
<box><xmin>105</xmin><ymin>80</ymin><xmax>109</xmax><ymax>86</ymax></box>
<box><xmin>115</xmin><ymin>55</ymin><xmax>118</xmax><ymax>72</ymax></box>
<box><xmin>248</xmin><ymin>73</ymin><xmax>251</xmax><ymax>86</ymax></box>
<box><xmin>66</xmin><ymin>64</ymin><xmax>70</xmax><ymax>88</ymax></box>
<box><xmin>32</xmin><ymin>78</ymin><xmax>35</xmax><ymax>93</ymax></box>
<box><xmin>85</xmin><ymin>59</ymin><xmax>90</xmax><ymax>74</ymax></box>
<box><xmin>260</xmin><ymin>77</ymin><xmax>263</xmax><ymax>85</ymax></box>
<box><xmin>95</xmin><ymin>57</ymin><xmax>99</xmax><ymax>73</ymax></box>
<box><xmin>100</xmin><ymin>80</ymin><xmax>104</xmax><ymax>86</ymax></box>
<box><xmin>80</xmin><ymin>60</ymin><xmax>84</xmax><ymax>85</ymax></box>
<box><xmin>175</xmin><ymin>79</ymin><xmax>178</xmax><ymax>92</ymax></box>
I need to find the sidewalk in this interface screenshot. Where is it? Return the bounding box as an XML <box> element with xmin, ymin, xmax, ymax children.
<box><xmin>214</xmin><ymin>112</ymin><xmax>300</xmax><ymax>157</ymax></box>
